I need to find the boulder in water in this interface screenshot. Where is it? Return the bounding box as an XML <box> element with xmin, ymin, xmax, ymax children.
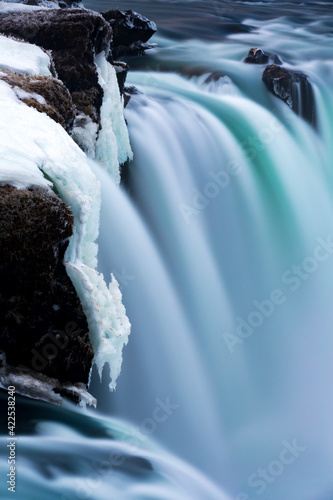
<box><xmin>244</xmin><ymin>48</ymin><xmax>282</xmax><ymax>64</ymax></box>
<box><xmin>262</xmin><ymin>64</ymin><xmax>316</xmax><ymax>126</ymax></box>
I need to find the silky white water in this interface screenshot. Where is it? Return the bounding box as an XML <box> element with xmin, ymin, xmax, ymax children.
<box><xmin>92</xmin><ymin>4</ymin><xmax>333</xmax><ymax>499</ymax></box>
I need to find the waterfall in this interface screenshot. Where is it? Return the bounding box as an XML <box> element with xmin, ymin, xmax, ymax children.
<box><xmin>94</xmin><ymin>13</ymin><xmax>333</xmax><ymax>499</ymax></box>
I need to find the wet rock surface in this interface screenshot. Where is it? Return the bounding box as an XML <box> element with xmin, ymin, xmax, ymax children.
<box><xmin>101</xmin><ymin>9</ymin><xmax>157</xmax><ymax>57</ymax></box>
<box><xmin>102</xmin><ymin>9</ymin><xmax>157</xmax><ymax>47</ymax></box>
<box><xmin>113</xmin><ymin>61</ymin><xmax>129</xmax><ymax>95</ymax></box>
<box><xmin>0</xmin><ymin>185</ymin><xmax>93</xmax><ymax>385</ymax></box>
<box><xmin>263</xmin><ymin>64</ymin><xmax>316</xmax><ymax>126</ymax></box>
<box><xmin>244</xmin><ymin>48</ymin><xmax>282</xmax><ymax>65</ymax></box>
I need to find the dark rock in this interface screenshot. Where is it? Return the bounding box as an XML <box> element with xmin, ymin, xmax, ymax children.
<box><xmin>102</xmin><ymin>9</ymin><xmax>157</xmax><ymax>57</ymax></box>
<box><xmin>0</xmin><ymin>9</ymin><xmax>112</xmax><ymax>124</ymax></box>
<box><xmin>244</xmin><ymin>48</ymin><xmax>269</xmax><ymax>64</ymax></box>
<box><xmin>113</xmin><ymin>61</ymin><xmax>129</xmax><ymax>95</ymax></box>
<box><xmin>0</xmin><ymin>7</ymin><xmax>157</xmax><ymax>124</ymax></box>
<box><xmin>0</xmin><ymin>70</ymin><xmax>75</xmax><ymax>132</ymax></box>
<box><xmin>0</xmin><ymin>185</ymin><xmax>93</xmax><ymax>384</ymax></box>
<box><xmin>262</xmin><ymin>64</ymin><xmax>316</xmax><ymax>126</ymax></box>
<box><xmin>204</xmin><ymin>71</ymin><xmax>226</xmax><ymax>84</ymax></box>
<box><xmin>123</xmin><ymin>85</ymin><xmax>142</xmax><ymax>108</ymax></box>
<box><xmin>244</xmin><ymin>48</ymin><xmax>282</xmax><ymax>65</ymax></box>
<box><xmin>102</xmin><ymin>10</ymin><xmax>156</xmax><ymax>46</ymax></box>
<box><xmin>111</xmin><ymin>41</ymin><xmax>157</xmax><ymax>59</ymax></box>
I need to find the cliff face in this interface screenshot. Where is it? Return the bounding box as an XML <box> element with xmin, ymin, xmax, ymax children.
<box><xmin>0</xmin><ymin>2</ymin><xmax>156</xmax><ymax>404</ymax></box>
<box><xmin>0</xmin><ymin>6</ymin><xmax>156</xmax><ymax>127</ymax></box>
<box><xmin>0</xmin><ymin>186</ymin><xmax>93</xmax><ymax>383</ymax></box>
<box><xmin>0</xmin><ymin>9</ymin><xmax>112</xmax><ymax>125</ymax></box>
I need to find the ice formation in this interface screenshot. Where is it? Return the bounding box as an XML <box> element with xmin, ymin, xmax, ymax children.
<box><xmin>66</xmin><ymin>263</ymin><xmax>131</xmax><ymax>390</ymax></box>
<box><xmin>0</xmin><ymin>32</ymin><xmax>132</xmax><ymax>391</ymax></box>
<box><xmin>95</xmin><ymin>52</ymin><xmax>133</xmax><ymax>183</ymax></box>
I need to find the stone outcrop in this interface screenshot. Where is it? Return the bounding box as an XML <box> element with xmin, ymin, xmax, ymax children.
<box><xmin>101</xmin><ymin>9</ymin><xmax>157</xmax><ymax>58</ymax></box>
<box><xmin>244</xmin><ymin>48</ymin><xmax>282</xmax><ymax>65</ymax></box>
<box><xmin>0</xmin><ymin>7</ymin><xmax>157</xmax><ymax>127</ymax></box>
<box><xmin>262</xmin><ymin>64</ymin><xmax>316</xmax><ymax>126</ymax></box>
<box><xmin>0</xmin><ymin>9</ymin><xmax>112</xmax><ymax>124</ymax></box>
<box><xmin>0</xmin><ymin>70</ymin><xmax>75</xmax><ymax>131</ymax></box>
<box><xmin>0</xmin><ymin>185</ymin><xmax>93</xmax><ymax>385</ymax></box>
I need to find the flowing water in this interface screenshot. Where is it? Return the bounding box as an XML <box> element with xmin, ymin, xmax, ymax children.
<box><xmin>2</xmin><ymin>1</ymin><xmax>333</xmax><ymax>499</ymax></box>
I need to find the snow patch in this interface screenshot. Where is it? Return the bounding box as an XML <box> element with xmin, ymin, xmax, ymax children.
<box><xmin>14</xmin><ymin>86</ymin><xmax>47</xmax><ymax>104</ymax></box>
<box><xmin>0</xmin><ymin>34</ymin><xmax>52</xmax><ymax>76</ymax></box>
<box><xmin>0</xmin><ymin>1</ymin><xmax>56</xmax><ymax>11</ymax></box>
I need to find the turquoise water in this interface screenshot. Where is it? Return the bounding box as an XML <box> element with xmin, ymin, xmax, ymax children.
<box><xmin>94</xmin><ymin>2</ymin><xmax>333</xmax><ymax>498</ymax></box>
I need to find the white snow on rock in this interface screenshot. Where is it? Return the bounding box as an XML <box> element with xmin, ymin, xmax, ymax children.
<box><xmin>95</xmin><ymin>52</ymin><xmax>133</xmax><ymax>183</ymax></box>
<box><xmin>13</xmin><ymin>86</ymin><xmax>47</xmax><ymax>105</ymax></box>
<box><xmin>0</xmin><ymin>34</ymin><xmax>52</xmax><ymax>76</ymax></box>
<box><xmin>0</xmin><ymin>35</ymin><xmax>132</xmax><ymax>392</ymax></box>
<box><xmin>0</xmin><ymin>1</ymin><xmax>56</xmax><ymax>12</ymax></box>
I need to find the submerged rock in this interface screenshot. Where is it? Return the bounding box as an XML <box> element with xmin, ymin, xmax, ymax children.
<box><xmin>0</xmin><ymin>70</ymin><xmax>75</xmax><ymax>131</ymax></box>
<box><xmin>0</xmin><ymin>185</ymin><xmax>93</xmax><ymax>387</ymax></box>
<box><xmin>244</xmin><ymin>48</ymin><xmax>282</xmax><ymax>65</ymax></box>
<box><xmin>262</xmin><ymin>64</ymin><xmax>316</xmax><ymax>126</ymax></box>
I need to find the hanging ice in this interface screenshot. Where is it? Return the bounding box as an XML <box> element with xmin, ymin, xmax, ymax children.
<box><xmin>95</xmin><ymin>51</ymin><xmax>133</xmax><ymax>183</ymax></box>
<box><xmin>65</xmin><ymin>263</ymin><xmax>131</xmax><ymax>390</ymax></box>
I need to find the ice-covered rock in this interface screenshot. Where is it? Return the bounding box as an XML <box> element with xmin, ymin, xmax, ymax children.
<box><xmin>0</xmin><ymin>69</ymin><xmax>75</xmax><ymax>131</ymax></box>
<box><xmin>0</xmin><ymin>30</ymin><xmax>132</xmax><ymax>401</ymax></box>
<box><xmin>0</xmin><ymin>8</ymin><xmax>112</xmax><ymax>123</ymax></box>
<box><xmin>0</xmin><ymin>7</ymin><xmax>134</xmax><ymax>176</ymax></box>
